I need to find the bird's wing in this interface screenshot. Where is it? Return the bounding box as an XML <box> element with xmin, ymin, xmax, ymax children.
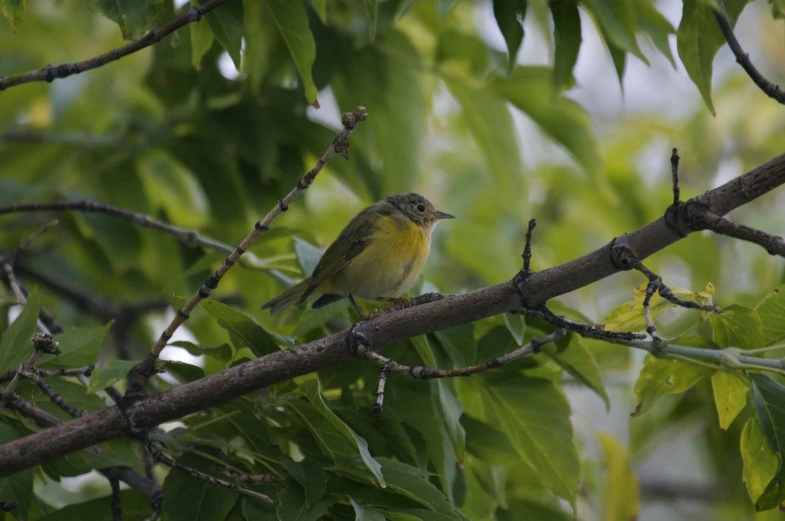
<box><xmin>304</xmin><ymin>202</ymin><xmax>392</xmax><ymax>294</ymax></box>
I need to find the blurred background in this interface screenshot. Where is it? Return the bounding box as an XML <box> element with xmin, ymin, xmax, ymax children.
<box><xmin>1</xmin><ymin>0</ymin><xmax>784</xmax><ymax>519</ymax></box>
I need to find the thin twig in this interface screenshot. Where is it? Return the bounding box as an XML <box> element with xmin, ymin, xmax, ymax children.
<box><xmin>145</xmin><ymin>441</ymin><xmax>274</xmax><ymax>503</ymax></box>
<box><xmin>0</xmin><ymin>333</ymin><xmax>60</xmax><ymax>411</ymax></box>
<box><xmin>110</xmin><ymin>478</ymin><xmax>122</xmax><ymax>521</ymax></box>
<box><xmin>713</xmin><ymin>1</ymin><xmax>785</xmax><ymax>105</ymax></box>
<box><xmin>30</xmin><ymin>374</ymin><xmax>83</xmax><ymax>417</ymax></box>
<box><xmin>133</xmin><ymin>107</ymin><xmax>368</xmax><ymax>389</ymax></box>
<box><xmin>0</xmin><ymin>501</ymin><xmax>18</xmax><ymax>512</ymax></box>
<box><xmin>6</xmin><ymin>219</ymin><xmax>59</xmax><ymax>262</ymax></box>
<box><xmin>626</xmin><ymin>255</ymin><xmax>719</xmax><ymax>343</ymax></box>
<box><xmin>671</xmin><ymin>148</ymin><xmax>680</xmax><ymax>206</ymax></box>
<box><xmin>354</xmin><ymin>329</ymin><xmax>566</xmax><ymax>414</ymax></box>
<box><xmin>0</xmin><ymin>0</ymin><xmax>232</xmax><ymax>91</ymax></box>
<box><xmin>223</xmin><ymin>469</ymin><xmax>282</xmax><ymax>484</ymax></box>
<box><xmin>694</xmin><ymin>210</ymin><xmax>785</xmax><ymax>257</ymax></box>
<box><xmin>0</xmin><ymin>201</ymin><xmax>288</xmax><ymax>279</ymax></box>
<box><xmin>0</xmin><ymin>129</ymin><xmax>122</xmax><ymax>146</ymax></box>
<box><xmin>0</xmin><ymin>365</ymin><xmax>94</xmax><ymax>383</ymax></box>
<box><xmin>517</xmin><ymin>306</ymin><xmax>646</xmax><ymax>341</ymax></box>
<box><xmin>522</xmin><ymin>218</ymin><xmax>537</xmax><ymax>274</ymax></box>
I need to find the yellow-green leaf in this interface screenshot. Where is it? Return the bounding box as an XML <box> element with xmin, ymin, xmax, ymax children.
<box><xmin>601</xmin><ymin>282</ymin><xmax>713</xmax><ymax>333</ymax></box>
<box><xmin>756</xmin><ymin>285</ymin><xmax>785</xmax><ymax>345</ymax></box>
<box><xmin>711</xmin><ymin>371</ymin><xmax>748</xmax><ymax>430</ymax></box>
<box><xmin>0</xmin><ymin>0</ymin><xmax>27</xmax><ymax>32</ymax></box>
<box><xmin>598</xmin><ymin>433</ymin><xmax>639</xmax><ymax>521</ymax></box>
<box><xmin>710</xmin><ymin>304</ymin><xmax>764</xmax><ymax>349</ymax></box>
<box><xmin>740</xmin><ymin>418</ymin><xmax>779</xmax><ymax>505</ymax></box>
<box><xmin>633</xmin><ymin>355</ymin><xmax>713</xmax><ymax>416</ymax></box>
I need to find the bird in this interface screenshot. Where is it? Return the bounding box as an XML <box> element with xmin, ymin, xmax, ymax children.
<box><xmin>261</xmin><ymin>193</ymin><xmax>454</xmax><ymax>319</ymax></box>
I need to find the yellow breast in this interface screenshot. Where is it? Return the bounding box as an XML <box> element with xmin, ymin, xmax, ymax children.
<box><xmin>329</xmin><ymin>215</ymin><xmax>431</xmax><ymax>300</ymax></box>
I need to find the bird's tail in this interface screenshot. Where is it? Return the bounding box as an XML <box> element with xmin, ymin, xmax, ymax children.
<box><xmin>261</xmin><ymin>278</ymin><xmax>313</xmax><ymax>315</ymax></box>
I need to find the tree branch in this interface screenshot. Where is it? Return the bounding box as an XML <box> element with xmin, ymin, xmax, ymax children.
<box><xmin>0</xmin><ymin>0</ymin><xmax>232</xmax><ymax>92</ymax></box>
<box><xmin>1</xmin><ymin>151</ymin><xmax>784</xmax><ymax>477</ymax></box>
<box><xmin>713</xmin><ymin>0</ymin><xmax>785</xmax><ymax>105</ymax></box>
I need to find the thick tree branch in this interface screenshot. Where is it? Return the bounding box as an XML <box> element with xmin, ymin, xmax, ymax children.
<box><xmin>713</xmin><ymin>0</ymin><xmax>785</xmax><ymax>105</ymax></box>
<box><xmin>2</xmin><ymin>388</ymin><xmax>163</xmax><ymax>506</ymax></box>
<box><xmin>1</xmin><ymin>152</ymin><xmax>784</xmax><ymax>477</ymax></box>
<box><xmin>0</xmin><ymin>0</ymin><xmax>231</xmax><ymax>91</ymax></box>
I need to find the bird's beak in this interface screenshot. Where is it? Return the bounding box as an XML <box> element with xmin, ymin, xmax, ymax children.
<box><xmin>435</xmin><ymin>211</ymin><xmax>455</xmax><ymax>220</ymax></box>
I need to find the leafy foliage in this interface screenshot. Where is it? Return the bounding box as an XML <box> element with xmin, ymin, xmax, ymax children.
<box><xmin>1</xmin><ymin>0</ymin><xmax>785</xmax><ymax>520</ymax></box>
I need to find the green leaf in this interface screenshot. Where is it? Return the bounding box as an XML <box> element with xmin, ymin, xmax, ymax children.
<box><xmin>169</xmin><ymin>340</ymin><xmax>233</xmax><ymax>364</ymax></box>
<box><xmin>300</xmin><ymin>379</ymin><xmax>386</xmax><ymax>487</ymax></box>
<box><xmin>351</xmin><ymin>0</ymin><xmax>378</xmax><ymax>41</ymax></box>
<box><xmin>308</xmin><ymin>0</ymin><xmax>327</xmax><ymax>24</ymax></box>
<box><xmin>242</xmin><ymin>497</ymin><xmax>277</xmax><ymax>521</ymax></box>
<box><xmin>263</xmin><ymin>0</ymin><xmax>319</xmax><ymax>104</ymax></box>
<box><xmin>394</xmin><ymin>0</ymin><xmax>420</xmax><ymax>19</ymax></box>
<box><xmin>751</xmin><ymin>374</ymin><xmax>785</xmax><ymax>460</ymax></box>
<box><xmin>504</xmin><ymin>313</ymin><xmax>526</xmax><ymax>346</ymax></box>
<box><xmin>162</xmin><ymin>453</ymin><xmax>240</xmax><ymax>521</ymax></box>
<box><xmin>634</xmin><ymin>0</ymin><xmax>676</xmax><ymax>68</ymax></box>
<box><xmin>350</xmin><ymin>497</ymin><xmax>386</xmax><ymax>521</ymax></box>
<box><xmin>549</xmin><ymin>0</ymin><xmax>581</xmax><ymax>90</ymax></box>
<box><xmin>43</xmin><ymin>323</ymin><xmax>111</xmax><ymax>368</ymax></box>
<box><xmin>711</xmin><ymin>371</ymin><xmax>748</xmax><ymax>430</ymax></box>
<box><xmin>88</xmin><ymin>359</ymin><xmax>137</xmax><ymax>394</ymax></box>
<box><xmin>543</xmin><ymin>333</ymin><xmax>610</xmax><ymax>410</ymax></box>
<box><xmin>436</xmin><ymin>381</ymin><xmax>466</xmax><ymax>464</ymax></box>
<box><xmin>200</xmin><ymin>299</ymin><xmax>283</xmax><ymax>356</ymax></box>
<box><xmin>434</xmin><ymin>323</ymin><xmax>476</xmax><ymax>366</ymax></box>
<box><xmin>676</xmin><ymin>0</ymin><xmax>748</xmax><ymax>114</ymax></box>
<box><xmin>190</xmin><ymin>10</ymin><xmax>215</xmax><ymax>69</ymax></box>
<box><xmin>492</xmin><ymin>0</ymin><xmax>527</xmax><ymax>70</ymax></box>
<box><xmin>0</xmin><ymin>288</ymin><xmax>38</xmax><ymax>373</ymax></box>
<box><xmin>479</xmin><ymin>373</ymin><xmax>580</xmax><ymax>508</ymax></box>
<box><xmin>82</xmin><ymin>0</ymin><xmax>165</xmax><ymax>39</ymax></box>
<box><xmin>276</xmin><ymin>484</ymin><xmax>332</xmax><ymax>521</ymax></box>
<box><xmin>282</xmin><ymin>456</ymin><xmax>326</xmax><ymax>508</ymax></box>
<box><xmin>0</xmin><ymin>0</ymin><xmax>27</xmax><ymax>32</ymax></box>
<box><xmin>0</xmin><ymin>423</ymin><xmax>34</xmax><ymax>519</ymax></box>
<box><xmin>293</xmin><ymin>236</ymin><xmax>323</xmax><ymax>276</ymax></box>
<box><xmin>750</xmin><ymin>374</ymin><xmax>785</xmax><ymax>510</ymax></box>
<box><xmin>496</xmin><ymin>499</ymin><xmax>571</xmax><ymax>521</ymax></box>
<box><xmin>376</xmin><ymin>458</ymin><xmax>465</xmax><ymax>517</ymax></box>
<box><xmin>583</xmin><ymin>0</ymin><xmax>646</xmax><ymax>61</ymax></box>
<box><xmin>294</xmin><ymin>300</ymin><xmax>351</xmax><ymax>337</ymax></box>
<box><xmin>710</xmin><ymin>304</ymin><xmax>764</xmax><ymax>349</ymax></box>
<box><xmin>598</xmin><ymin>433</ymin><xmax>639</xmax><ymax>521</ymax></box>
<box><xmin>462</xmin><ymin>416</ymin><xmax>518</xmax><ymax>465</ymax></box>
<box><xmin>160</xmin><ymin>360</ymin><xmax>205</xmax><ymax>382</ymax></box>
<box><xmin>740</xmin><ymin>417</ymin><xmax>779</xmax><ymax>505</ymax></box>
<box><xmin>490</xmin><ymin>66</ymin><xmax>602</xmax><ymax>175</ymax></box>
<box><xmin>39</xmin><ymin>490</ymin><xmax>153</xmax><ymax>521</ymax></box>
<box><xmin>633</xmin><ymin>355</ymin><xmax>713</xmax><ymax>416</ymax></box>
<box><xmin>200</xmin><ymin>0</ymin><xmax>244</xmax><ymax>69</ymax></box>
<box><xmin>601</xmin><ymin>282</ymin><xmax>714</xmax><ymax>333</ymax></box>
<box><xmin>756</xmin><ymin>285</ymin><xmax>785</xmax><ymax>345</ymax></box>
<box><xmin>445</xmin><ymin>79</ymin><xmax>525</xmax><ymax>200</ymax></box>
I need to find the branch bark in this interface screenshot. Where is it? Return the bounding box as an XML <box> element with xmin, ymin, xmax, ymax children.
<box><xmin>0</xmin><ymin>0</ymin><xmax>231</xmax><ymax>91</ymax></box>
<box><xmin>1</xmin><ymin>152</ymin><xmax>784</xmax><ymax>477</ymax></box>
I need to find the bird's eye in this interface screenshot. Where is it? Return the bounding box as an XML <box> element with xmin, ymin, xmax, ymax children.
<box><xmin>416</xmin><ymin>204</ymin><xmax>426</xmax><ymax>212</ymax></box>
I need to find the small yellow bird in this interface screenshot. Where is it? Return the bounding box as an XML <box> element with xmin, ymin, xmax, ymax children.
<box><xmin>262</xmin><ymin>193</ymin><xmax>454</xmax><ymax>318</ymax></box>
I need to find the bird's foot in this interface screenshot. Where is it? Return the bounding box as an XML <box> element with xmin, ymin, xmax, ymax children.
<box><xmin>389</xmin><ymin>297</ymin><xmax>414</xmax><ymax>310</ymax></box>
<box><xmin>360</xmin><ymin>309</ymin><xmax>385</xmax><ymax>321</ymax></box>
